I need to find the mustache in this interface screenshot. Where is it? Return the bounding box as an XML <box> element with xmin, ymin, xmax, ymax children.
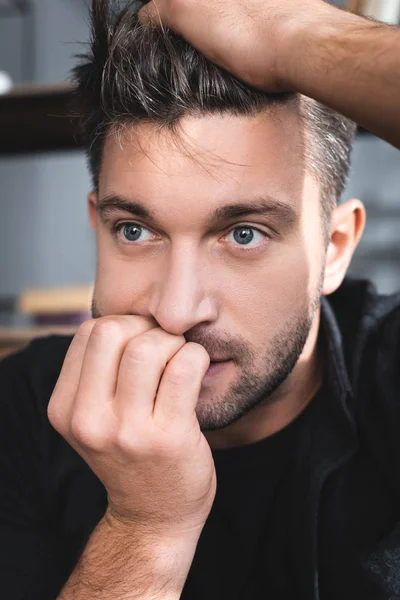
<box><xmin>184</xmin><ymin>327</ymin><xmax>253</xmax><ymax>363</ymax></box>
<box><xmin>91</xmin><ymin>299</ymin><xmax>253</xmax><ymax>362</ymax></box>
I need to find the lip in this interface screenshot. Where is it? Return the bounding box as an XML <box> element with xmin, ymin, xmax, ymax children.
<box><xmin>204</xmin><ymin>359</ymin><xmax>231</xmax><ymax>378</ymax></box>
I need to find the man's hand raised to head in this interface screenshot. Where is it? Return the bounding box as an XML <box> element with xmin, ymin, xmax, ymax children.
<box><xmin>138</xmin><ymin>0</ymin><xmax>338</xmax><ymax>92</ymax></box>
<box><xmin>48</xmin><ymin>315</ymin><xmax>215</xmax><ymax>539</ymax></box>
<box><xmin>139</xmin><ymin>0</ymin><xmax>400</xmax><ymax>148</ymax></box>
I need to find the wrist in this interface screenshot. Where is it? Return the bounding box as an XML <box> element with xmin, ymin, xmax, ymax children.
<box><xmin>59</xmin><ymin>510</ymin><xmax>201</xmax><ymax>600</ymax></box>
<box><xmin>276</xmin><ymin>3</ymin><xmax>366</xmax><ymax>92</ymax></box>
<box><xmin>104</xmin><ymin>511</ymin><xmax>201</xmax><ymax>596</ymax></box>
<box><xmin>104</xmin><ymin>507</ymin><xmax>205</xmax><ymax>544</ymax></box>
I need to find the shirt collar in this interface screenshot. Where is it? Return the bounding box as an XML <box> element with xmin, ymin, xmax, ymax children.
<box><xmin>284</xmin><ymin>294</ymin><xmax>360</xmax><ymax>599</ymax></box>
<box><xmin>320</xmin><ymin>294</ymin><xmax>353</xmax><ymax>401</ymax></box>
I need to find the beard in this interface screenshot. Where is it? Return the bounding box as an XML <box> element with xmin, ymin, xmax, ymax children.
<box><xmin>91</xmin><ymin>285</ymin><xmax>321</xmax><ymax>432</ymax></box>
<box><xmin>189</xmin><ymin>309</ymin><xmax>317</xmax><ymax>432</ymax></box>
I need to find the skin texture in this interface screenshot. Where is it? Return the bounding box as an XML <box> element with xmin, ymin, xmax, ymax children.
<box><xmin>49</xmin><ymin>59</ymin><xmax>366</xmax><ymax>600</ymax></box>
<box><xmin>139</xmin><ymin>0</ymin><xmax>400</xmax><ymax>148</ymax></box>
<box><xmin>87</xmin><ymin>105</ymin><xmax>365</xmax><ymax>449</ymax></box>
<box><xmin>47</xmin><ymin>0</ymin><xmax>399</xmax><ymax>594</ymax></box>
<box><xmin>50</xmin><ymin>315</ymin><xmax>216</xmax><ymax>599</ymax></box>
<box><xmin>139</xmin><ymin>0</ymin><xmax>333</xmax><ymax>92</ymax></box>
<box><xmin>50</xmin><ymin>102</ymin><xmax>365</xmax><ymax>600</ymax></box>
<box><xmin>48</xmin><ymin>0</ymin><xmax>395</xmax><ymax>594</ymax></box>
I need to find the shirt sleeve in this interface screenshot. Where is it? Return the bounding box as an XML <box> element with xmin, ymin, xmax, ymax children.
<box><xmin>0</xmin><ymin>348</ymin><xmax>69</xmax><ymax>600</ymax></box>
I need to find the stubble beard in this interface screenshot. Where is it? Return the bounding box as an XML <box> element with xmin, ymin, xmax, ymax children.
<box><xmin>195</xmin><ymin>305</ymin><xmax>318</xmax><ymax>431</ymax></box>
<box><xmin>91</xmin><ymin>288</ymin><xmax>320</xmax><ymax>432</ymax></box>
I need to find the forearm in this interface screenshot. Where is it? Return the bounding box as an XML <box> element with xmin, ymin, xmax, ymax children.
<box><xmin>281</xmin><ymin>7</ymin><xmax>400</xmax><ymax>149</ymax></box>
<box><xmin>57</xmin><ymin>512</ymin><xmax>200</xmax><ymax>600</ymax></box>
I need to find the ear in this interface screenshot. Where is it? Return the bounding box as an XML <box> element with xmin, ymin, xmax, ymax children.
<box><xmin>322</xmin><ymin>199</ymin><xmax>366</xmax><ymax>296</ymax></box>
<box><xmin>88</xmin><ymin>191</ymin><xmax>98</xmax><ymax>231</ymax></box>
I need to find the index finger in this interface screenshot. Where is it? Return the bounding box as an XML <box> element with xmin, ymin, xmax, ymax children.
<box><xmin>47</xmin><ymin>318</ymin><xmax>97</xmax><ymax>433</ymax></box>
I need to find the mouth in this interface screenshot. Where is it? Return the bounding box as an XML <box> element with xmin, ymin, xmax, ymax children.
<box><xmin>205</xmin><ymin>359</ymin><xmax>232</xmax><ymax>378</ymax></box>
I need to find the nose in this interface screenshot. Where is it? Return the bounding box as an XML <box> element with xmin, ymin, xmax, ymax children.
<box><xmin>149</xmin><ymin>246</ymin><xmax>218</xmax><ymax>336</ymax></box>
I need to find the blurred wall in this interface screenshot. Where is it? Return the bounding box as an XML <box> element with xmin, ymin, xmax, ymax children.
<box><xmin>0</xmin><ymin>0</ymin><xmax>94</xmax><ymax>298</ymax></box>
<box><xmin>0</xmin><ymin>0</ymin><xmax>399</xmax><ymax>300</ymax></box>
<box><xmin>345</xmin><ymin>136</ymin><xmax>400</xmax><ymax>293</ymax></box>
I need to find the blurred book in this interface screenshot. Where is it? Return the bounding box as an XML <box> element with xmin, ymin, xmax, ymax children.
<box><xmin>0</xmin><ymin>325</ymin><xmax>78</xmax><ymax>360</ymax></box>
<box><xmin>18</xmin><ymin>283</ymin><xmax>94</xmax><ymax>325</ymax></box>
<box><xmin>0</xmin><ymin>284</ymin><xmax>94</xmax><ymax>359</ymax></box>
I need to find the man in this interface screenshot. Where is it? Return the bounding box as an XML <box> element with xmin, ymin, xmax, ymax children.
<box><xmin>1</xmin><ymin>0</ymin><xmax>399</xmax><ymax>598</ymax></box>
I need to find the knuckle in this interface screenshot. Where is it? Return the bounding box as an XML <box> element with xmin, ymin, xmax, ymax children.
<box><xmin>91</xmin><ymin>317</ymin><xmax>125</xmax><ymax>340</ymax></box>
<box><xmin>166</xmin><ymin>359</ymin><xmax>195</xmax><ymax>386</ymax></box>
<box><xmin>184</xmin><ymin>342</ymin><xmax>210</xmax><ymax>366</ymax></box>
<box><xmin>124</xmin><ymin>336</ymin><xmax>157</xmax><ymax>363</ymax></box>
<box><xmin>70</xmin><ymin>412</ymin><xmax>105</xmax><ymax>452</ymax></box>
<box><xmin>76</xmin><ymin>318</ymin><xmax>97</xmax><ymax>339</ymax></box>
<box><xmin>47</xmin><ymin>400</ymin><xmax>63</xmax><ymax>433</ymax></box>
<box><xmin>114</xmin><ymin>427</ymin><xmax>141</xmax><ymax>454</ymax></box>
<box><xmin>171</xmin><ymin>343</ymin><xmax>210</xmax><ymax>378</ymax></box>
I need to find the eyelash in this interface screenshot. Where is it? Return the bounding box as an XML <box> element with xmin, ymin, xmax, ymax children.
<box><xmin>110</xmin><ymin>221</ymin><xmax>271</xmax><ymax>251</ymax></box>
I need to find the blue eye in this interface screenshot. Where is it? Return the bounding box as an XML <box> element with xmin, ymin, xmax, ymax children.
<box><xmin>113</xmin><ymin>222</ymin><xmax>153</xmax><ymax>243</ymax></box>
<box><xmin>122</xmin><ymin>223</ymin><xmax>142</xmax><ymax>242</ymax></box>
<box><xmin>227</xmin><ymin>226</ymin><xmax>267</xmax><ymax>248</ymax></box>
<box><xmin>111</xmin><ymin>222</ymin><xmax>269</xmax><ymax>250</ymax></box>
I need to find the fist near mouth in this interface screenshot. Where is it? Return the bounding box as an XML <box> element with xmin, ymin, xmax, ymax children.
<box><xmin>47</xmin><ymin>315</ymin><xmax>216</xmax><ymax>538</ymax></box>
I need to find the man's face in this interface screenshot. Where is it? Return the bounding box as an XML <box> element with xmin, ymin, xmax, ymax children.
<box><xmin>89</xmin><ymin>107</ymin><xmax>326</xmax><ymax>431</ymax></box>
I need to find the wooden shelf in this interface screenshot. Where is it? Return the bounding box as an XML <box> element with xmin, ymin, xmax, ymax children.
<box><xmin>0</xmin><ymin>325</ymin><xmax>77</xmax><ymax>343</ymax></box>
<box><xmin>0</xmin><ymin>325</ymin><xmax>77</xmax><ymax>360</ymax></box>
<box><xmin>0</xmin><ymin>82</ymin><xmax>371</xmax><ymax>155</ymax></box>
<box><xmin>0</xmin><ymin>83</ymin><xmax>82</xmax><ymax>155</ymax></box>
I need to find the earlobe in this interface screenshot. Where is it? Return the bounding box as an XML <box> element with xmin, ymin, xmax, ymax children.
<box><xmin>88</xmin><ymin>191</ymin><xmax>98</xmax><ymax>231</ymax></box>
<box><xmin>322</xmin><ymin>199</ymin><xmax>366</xmax><ymax>296</ymax></box>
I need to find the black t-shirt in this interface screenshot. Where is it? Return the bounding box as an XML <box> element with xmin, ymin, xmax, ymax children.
<box><xmin>0</xmin><ymin>334</ymin><xmax>318</xmax><ymax>600</ymax></box>
<box><xmin>183</xmin><ymin>393</ymin><xmax>318</xmax><ymax>600</ymax></box>
<box><xmin>4</xmin><ymin>277</ymin><xmax>400</xmax><ymax>600</ymax></box>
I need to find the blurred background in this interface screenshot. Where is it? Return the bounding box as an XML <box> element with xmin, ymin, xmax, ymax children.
<box><xmin>0</xmin><ymin>0</ymin><xmax>399</xmax><ymax>358</ymax></box>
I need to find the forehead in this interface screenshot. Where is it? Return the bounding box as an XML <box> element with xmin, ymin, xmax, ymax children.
<box><xmin>99</xmin><ymin>107</ymin><xmax>305</xmax><ymax>218</ymax></box>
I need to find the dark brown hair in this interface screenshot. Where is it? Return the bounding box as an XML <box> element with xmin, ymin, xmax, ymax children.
<box><xmin>72</xmin><ymin>0</ymin><xmax>356</xmax><ymax>227</ymax></box>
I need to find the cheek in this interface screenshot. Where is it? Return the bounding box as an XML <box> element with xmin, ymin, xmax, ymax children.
<box><xmin>94</xmin><ymin>248</ymin><xmax>154</xmax><ymax>314</ymax></box>
<box><xmin>222</xmin><ymin>249</ymin><xmax>313</xmax><ymax>341</ymax></box>
<box><xmin>94</xmin><ymin>233</ymin><xmax>320</xmax><ymax>326</ymax></box>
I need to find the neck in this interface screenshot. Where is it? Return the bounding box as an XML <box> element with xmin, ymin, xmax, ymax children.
<box><xmin>204</xmin><ymin>309</ymin><xmax>323</xmax><ymax>450</ymax></box>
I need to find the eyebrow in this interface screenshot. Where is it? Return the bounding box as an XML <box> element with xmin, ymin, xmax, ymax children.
<box><xmin>97</xmin><ymin>193</ymin><xmax>298</xmax><ymax>229</ymax></box>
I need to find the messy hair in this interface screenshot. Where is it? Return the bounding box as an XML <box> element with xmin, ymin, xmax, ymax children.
<box><xmin>72</xmin><ymin>0</ymin><xmax>356</xmax><ymax>229</ymax></box>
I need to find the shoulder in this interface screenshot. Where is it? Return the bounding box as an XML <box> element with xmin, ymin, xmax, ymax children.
<box><xmin>328</xmin><ymin>279</ymin><xmax>400</xmax><ymax>444</ymax></box>
<box><xmin>329</xmin><ymin>280</ymin><xmax>400</xmax><ymax>495</ymax></box>
<box><xmin>328</xmin><ymin>276</ymin><xmax>400</xmax><ymax>335</ymax></box>
<box><xmin>0</xmin><ymin>334</ymin><xmax>74</xmax><ymax>415</ymax></box>
<box><xmin>328</xmin><ymin>277</ymin><xmax>400</xmax><ymax>382</ymax></box>
<box><xmin>0</xmin><ymin>335</ymin><xmax>74</xmax><ymax>487</ymax></box>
